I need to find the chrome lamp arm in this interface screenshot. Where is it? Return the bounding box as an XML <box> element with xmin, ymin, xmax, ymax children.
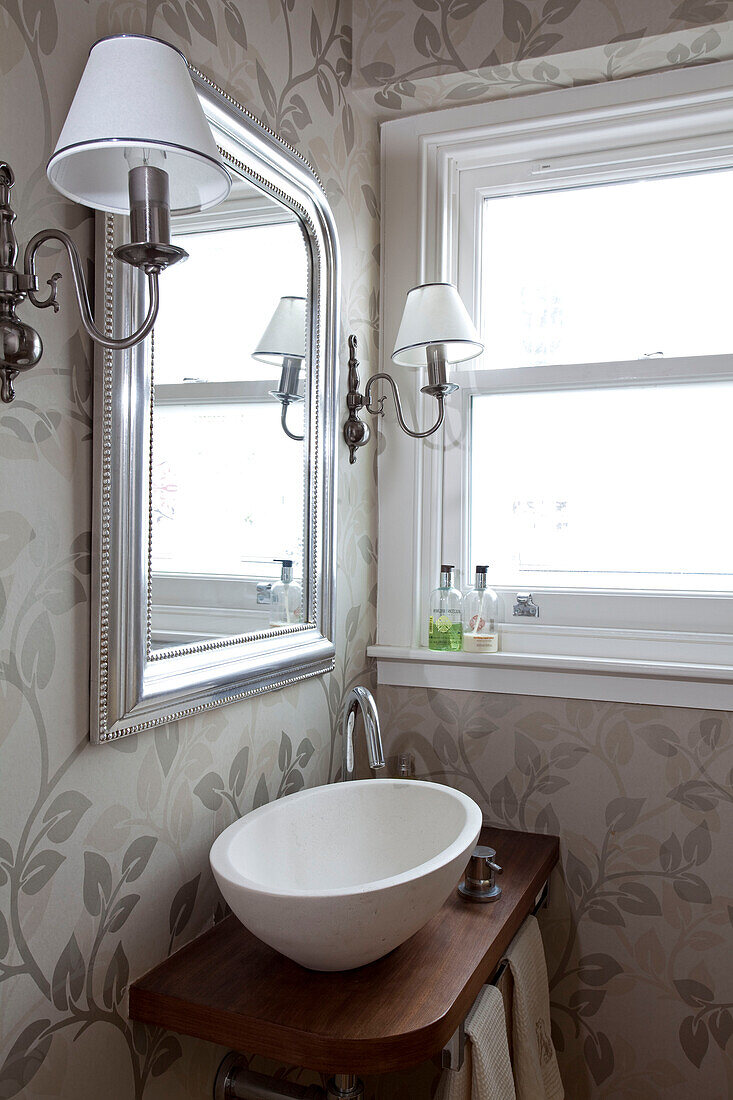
<box><xmin>342</xmin><ymin>334</ymin><xmax>456</xmax><ymax>464</ymax></box>
<box><xmin>280</xmin><ymin>399</ymin><xmax>304</xmax><ymax>442</ymax></box>
<box><xmin>1</xmin><ymin>158</ymin><xmax>185</xmax><ymax>403</ymax></box>
<box><xmin>268</xmin><ymin>357</ymin><xmax>305</xmax><ymax>442</ymax></box>
<box><xmin>363</xmin><ymin>372</ymin><xmax>446</xmax><ymax>439</ymax></box>
<box><xmin>24</xmin><ymin>229</ymin><xmax>160</xmax><ymax>352</ymax></box>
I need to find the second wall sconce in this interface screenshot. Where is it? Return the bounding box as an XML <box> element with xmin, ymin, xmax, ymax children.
<box><xmin>343</xmin><ymin>282</ymin><xmax>483</xmax><ymax>463</ymax></box>
<box><xmin>0</xmin><ymin>34</ymin><xmax>231</xmax><ymax>403</ymax></box>
<box><xmin>253</xmin><ymin>295</ymin><xmax>306</xmax><ymax>442</ymax></box>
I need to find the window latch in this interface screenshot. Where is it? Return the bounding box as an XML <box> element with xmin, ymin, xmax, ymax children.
<box><xmin>256</xmin><ymin>582</ymin><xmax>272</xmax><ymax>606</ymax></box>
<box><xmin>513</xmin><ymin>592</ymin><xmax>540</xmax><ymax>618</ymax></box>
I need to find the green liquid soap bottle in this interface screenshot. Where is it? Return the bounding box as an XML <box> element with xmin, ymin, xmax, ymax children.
<box><xmin>428</xmin><ymin>564</ymin><xmax>463</xmax><ymax>651</ymax></box>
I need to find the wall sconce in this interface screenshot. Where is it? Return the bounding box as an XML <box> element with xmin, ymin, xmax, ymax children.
<box><xmin>254</xmin><ymin>296</ymin><xmax>306</xmax><ymax>442</ymax></box>
<box><xmin>343</xmin><ymin>282</ymin><xmax>483</xmax><ymax>463</ymax></box>
<box><xmin>0</xmin><ymin>34</ymin><xmax>231</xmax><ymax>404</ymax></box>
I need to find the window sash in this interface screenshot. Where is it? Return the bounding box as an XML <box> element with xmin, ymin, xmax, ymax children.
<box><xmin>154</xmin><ymin>380</ymin><xmax>281</xmax><ymax>405</ymax></box>
<box><xmin>443</xmin><ymin>142</ymin><xmax>733</xmax><ymax>636</ymax></box>
<box><xmin>151</xmin><ymin>388</ymin><xmax>305</xmax><ymax>583</ymax></box>
<box><xmin>443</xmin><ymin>353</ymin><xmax>733</xmax><ymax>594</ymax></box>
<box><xmin>457</xmin><ymin>157</ymin><xmax>733</xmax><ymax>370</ymax></box>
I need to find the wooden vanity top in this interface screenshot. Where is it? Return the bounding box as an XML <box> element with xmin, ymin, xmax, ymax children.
<box><xmin>129</xmin><ymin>826</ymin><xmax>558</xmax><ymax>1074</ymax></box>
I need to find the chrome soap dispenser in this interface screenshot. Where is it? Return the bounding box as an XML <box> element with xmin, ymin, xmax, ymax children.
<box><xmin>428</xmin><ymin>565</ymin><xmax>463</xmax><ymax>651</ymax></box>
<box><xmin>270</xmin><ymin>559</ymin><xmax>302</xmax><ymax>626</ymax></box>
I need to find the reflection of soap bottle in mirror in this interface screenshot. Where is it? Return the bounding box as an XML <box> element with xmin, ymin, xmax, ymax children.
<box><xmin>462</xmin><ymin>565</ymin><xmax>499</xmax><ymax>653</ymax></box>
<box><xmin>428</xmin><ymin>565</ymin><xmax>463</xmax><ymax>651</ymax></box>
<box><xmin>270</xmin><ymin>559</ymin><xmax>302</xmax><ymax>626</ymax></box>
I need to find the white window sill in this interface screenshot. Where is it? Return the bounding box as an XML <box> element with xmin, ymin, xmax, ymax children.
<box><xmin>368</xmin><ymin>640</ymin><xmax>733</xmax><ymax>710</ymax></box>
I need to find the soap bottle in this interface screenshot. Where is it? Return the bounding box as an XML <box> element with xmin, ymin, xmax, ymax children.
<box><xmin>270</xmin><ymin>559</ymin><xmax>302</xmax><ymax>626</ymax></box>
<box><xmin>428</xmin><ymin>565</ymin><xmax>463</xmax><ymax>651</ymax></box>
<box><xmin>462</xmin><ymin>565</ymin><xmax>499</xmax><ymax>653</ymax></box>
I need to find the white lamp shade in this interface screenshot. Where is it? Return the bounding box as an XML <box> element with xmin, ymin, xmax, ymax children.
<box><xmin>392</xmin><ymin>282</ymin><xmax>483</xmax><ymax>367</ymax></box>
<box><xmin>253</xmin><ymin>297</ymin><xmax>307</xmax><ymax>364</ymax></box>
<box><xmin>47</xmin><ymin>35</ymin><xmax>231</xmax><ymax>215</ymax></box>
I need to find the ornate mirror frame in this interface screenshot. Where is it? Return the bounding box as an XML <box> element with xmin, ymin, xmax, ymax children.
<box><xmin>90</xmin><ymin>71</ymin><xmax>338</xmax><ymax>744</ymax></box>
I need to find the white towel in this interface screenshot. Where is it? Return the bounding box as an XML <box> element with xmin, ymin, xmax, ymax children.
<box><xmin>505</xmin><ymin>915</ymin><xmax>564</xmax><ymax>1100</ymax></box>
<box><xmin>435</xmin><ymin>984</ymin><xmax>516</xmax><ymax>1100</ymax></box>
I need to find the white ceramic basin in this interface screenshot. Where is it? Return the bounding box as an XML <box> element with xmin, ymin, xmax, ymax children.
<box><xmin>210</xmin><ymin>779</ymin><xmax>482</xmax><ymax>971</ymax></box>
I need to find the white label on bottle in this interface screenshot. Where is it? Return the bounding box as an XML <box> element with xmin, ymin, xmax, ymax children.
<box><xmin>463</xmin><ymin>633</ymin><xmax>498</xmax><ymax>653</ymax></box>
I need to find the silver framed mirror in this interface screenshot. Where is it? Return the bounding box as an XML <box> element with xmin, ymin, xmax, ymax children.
<box><xmin>90</xmin><ymin>70</ymin><xmax>338</xmax><ymax>744</ymax></box>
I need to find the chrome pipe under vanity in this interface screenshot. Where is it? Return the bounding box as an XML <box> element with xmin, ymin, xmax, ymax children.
<box><xmin>340</xmin><ymin>685</ymin><xmax>385</xmax><ymax>781</ymax></box>
<box><xmin>215</xmin><ymin>1055</ymin><xmax>363</xmax><ymax>1100</ymax></box>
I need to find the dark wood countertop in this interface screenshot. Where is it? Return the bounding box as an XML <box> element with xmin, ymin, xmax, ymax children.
<box><xmin>129</xmin><ymin>825</ymin><xmax>559</xmax><ymax>1074</ymax></box>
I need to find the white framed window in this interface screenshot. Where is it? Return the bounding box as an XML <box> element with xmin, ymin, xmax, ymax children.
<box><xmin>370</xmin><ymin>60</ymin><xmax>733</xmax><ymax>708</ymax></box>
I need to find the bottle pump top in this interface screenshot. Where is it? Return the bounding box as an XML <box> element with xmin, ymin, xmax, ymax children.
<box><xmin>475</xmin><ymin>565</ymin><xmax>488</xmax><ymax>589</ymax></box>
<box><xmin>274</xmin><ymin>558</ymin><xmax>293</xmax><ymax>583</ymax></box>
<box><xmin>440</xmin><ymin>564</ymin><xmax>455</xmax><ymax>586</ymax></box>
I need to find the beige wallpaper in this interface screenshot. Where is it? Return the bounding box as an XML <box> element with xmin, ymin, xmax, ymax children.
<box><xmin>378</xmin><ymin>687</ymin><xmax>733</xmax><ymax>1098</ymax></box>
<box><xmin>352</xmin><ymin>0</ymin><xmax>733</xmax><ymax>87</ymax></box>
<box><xmin>1</xmin><ymin>1</ymin><xmax>732</xmax><ymax>1097</ymax></box>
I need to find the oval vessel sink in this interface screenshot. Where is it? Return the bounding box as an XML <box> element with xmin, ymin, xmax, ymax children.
<box><xmin>210</xmin><ymin>779</ymin><xmax>482</xmax><ymax>971</ymax></box>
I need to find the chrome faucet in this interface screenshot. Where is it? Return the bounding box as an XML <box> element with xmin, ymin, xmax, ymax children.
<box><xmin>341</xmin><ymin>686</ymin><xmax>386</xmax><ymax>781</ymax></box>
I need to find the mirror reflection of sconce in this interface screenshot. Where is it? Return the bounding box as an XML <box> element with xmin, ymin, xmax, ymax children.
<box><xmin>0</xmin><ymin>34</ymin><xmax>231</xmax><ymax>404</ymax></box>
<box><xmin>254</xmin><ymin>295</ymin><xmax>306</xmax><ymax>442</ymax></box>
<box><xmin>343</xmin><ymin>282</ymin><xmax>484</xmax><ymax>463</ymax></box>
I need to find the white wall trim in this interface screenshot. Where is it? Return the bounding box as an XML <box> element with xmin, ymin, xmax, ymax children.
<box><xmin>369</xmin><ymin>645</ymin><xmax>733</xmax><ymax>710</ymax></box>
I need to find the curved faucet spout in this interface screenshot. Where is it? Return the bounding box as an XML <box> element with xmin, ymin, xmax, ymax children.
<box><xmin>341</xmin><ymin>686</ymin><xmax>386</xmax><ymax>782</ymax></box>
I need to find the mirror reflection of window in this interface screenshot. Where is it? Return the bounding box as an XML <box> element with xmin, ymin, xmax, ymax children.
<box><xmin>153</xmin><ymin>221</ymin><xmax>307</xmax><ymax>384</ymax></box>
<box><xmin>149</xmin><ymin>180</ymin><xmax>309</xmax><ymax>650</ymax></box>
<box><xmin>151</xmin><ymin>402</ymin><xmax>304</xmax><ymax>573</ymax></box>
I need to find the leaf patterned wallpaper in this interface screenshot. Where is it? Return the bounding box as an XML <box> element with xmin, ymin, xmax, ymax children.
<box><xmin>0</xmin><ymin>3</ymin><xmax>377</xmax><ymax>1097</ymax></box>
<box><xmin>378</xmin><ymin>689</ymin><xmax>733</xmax><ymax>1097</ymax></box>
<box><xmin>1</xmin><ymin>2</ymin><xmax>733</xmax><ymax>1098</ymax></box>
<box><xmin>352</xmin><ymin>0</ymin><xmax>733</xmax><ymax>90</ymax></box>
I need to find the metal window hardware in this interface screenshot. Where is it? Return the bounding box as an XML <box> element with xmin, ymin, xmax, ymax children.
<box><xmin>513</xmin><ymin>592</ymin><xmax>539</xmax><ymax>618</ymax></box>
<box><xmin>256</xmin><ymin>582</ymin><xmax>272</xmax><ymax>605</ymax></box>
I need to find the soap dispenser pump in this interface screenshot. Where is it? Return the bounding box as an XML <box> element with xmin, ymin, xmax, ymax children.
<box><xmin>270</xmin><ymin>559</ymin><xmax>302</xmax><ymax>626</ymax></box>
